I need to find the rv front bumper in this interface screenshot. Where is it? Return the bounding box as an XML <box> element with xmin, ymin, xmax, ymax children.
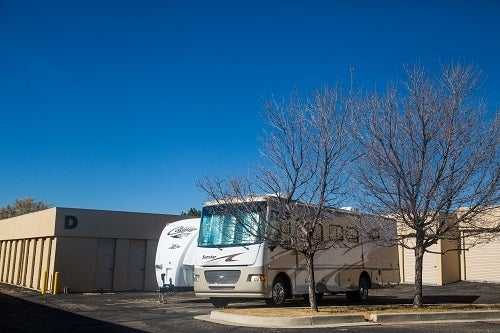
<box><xmin>194</xmin><ymin>266</ymin><xmax>269</xmax><ymax>298</ymax></box>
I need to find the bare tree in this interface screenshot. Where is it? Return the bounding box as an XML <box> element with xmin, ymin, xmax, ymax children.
<box><xmin>180</xmin><ymin>207</ymin><xmax>201</xmax><ymax>217</ymax></box>
<box><xmin>200</xmin><ymin>87</ymin><xmax>353</xmax><ymax>311</ymax></box>
<box><xmin>0</xmin><ymin>198</ymin><xmax>50</xmax><ymax>220</ymax></box>
<box><xmin>352</xmin><ymin>64</ymin><xmax>500</xmax><ymax>307</ymax></box>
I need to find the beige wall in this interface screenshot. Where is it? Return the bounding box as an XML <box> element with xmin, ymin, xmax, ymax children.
<box><xmin>0</xmin><ymin>209</ymin><xmax>56</xmax><ymax>240</ymax></box>
<box><xmin>54</xmin><ymin>208</ymin><xmax>177</xmax><ymax>239</ymax></box>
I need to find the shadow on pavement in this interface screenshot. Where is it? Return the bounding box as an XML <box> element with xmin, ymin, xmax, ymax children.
<box><xmin>228</xmin><ymin>294</ymin><xmax>480</xmax><ymax>309</ymax></box>
<box><xmin>177</xmin><ymin>298</ymin><xmax>213</xmax><ymax>304</ymax></box>
<box><xmin>0</xmin><ymin>292</ymin><xmax>146</xmax><ymax>333</ymax></box>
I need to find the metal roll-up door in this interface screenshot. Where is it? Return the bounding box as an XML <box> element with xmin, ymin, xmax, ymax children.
<box><xmin>464</xmin><ymin>236</ymin><xmax>500</xmax><ymax>283</ymax></box>
<box><xmin>127</xmin><ymin>240</ymin><xmax>146</xmax><ymax>291</ymax></box>
<box><xmin>96</xmin><ymin>238</ymin><xmax>116</xmax><ymax>291</ymax></box>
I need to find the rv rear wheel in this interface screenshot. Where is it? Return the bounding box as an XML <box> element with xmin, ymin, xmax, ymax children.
<box><xmin>209</xmin><ymin>298</ymin><xmax>229</xmax><ymax>308</ymax></box>
<box><xmin>346</xmin><ymin>275</ymin><xmax>370</xmax><ymax>302</ymax></box>
<box><xmin>266</xmin><ymin>278</ymin><xmax>288</xmax><ymax>306</ymax></box>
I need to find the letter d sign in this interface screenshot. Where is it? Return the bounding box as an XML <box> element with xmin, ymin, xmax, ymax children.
<box><xmin>64</xmin><ymin>216</ymin><xmax>78</xmax><ymax>229</ymax></box>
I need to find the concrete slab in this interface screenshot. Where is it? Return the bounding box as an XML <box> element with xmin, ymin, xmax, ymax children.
<box><xmin>195</xmin><ymin>314</ymin><xmax>378</xmax><ymax>329</ymax></box>
<box><xmin>211</xmin><ymin>309</ymin><xmax>367</xmax><ymax>326</ymax></box>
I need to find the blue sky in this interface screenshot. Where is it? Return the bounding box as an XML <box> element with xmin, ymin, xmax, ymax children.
<box><xmin>1</xmin><ymin>1</ymin><xmax>499</xmax><ymax>214</ymax></box>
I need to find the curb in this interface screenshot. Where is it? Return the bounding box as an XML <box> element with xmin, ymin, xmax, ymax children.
<box><xmin>210</xmin><ymin>310</ymin><xmax>366</xmax><ymax>327</ymax></box>
<box><xmin>205</xmin><ymin>309</ymin><xmax>500</xmax><ymax>328</ymax></box>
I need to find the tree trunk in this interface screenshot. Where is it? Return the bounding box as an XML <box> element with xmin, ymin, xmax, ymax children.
<box><xmin>305</xmin><ymin>254</ymin><xmax>318</xmax><ymax>312</ymax></box>
<box><xmin>413</xmin><ymin>243</ymin><xmax>424</xmax><ymax>307</ymax></box>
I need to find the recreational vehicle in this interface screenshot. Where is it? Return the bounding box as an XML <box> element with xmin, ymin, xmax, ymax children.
<box><xmin>193</xmin><ymin>196</ymin><xmax>400</xmax><ymax>307</ymax></box>
<box><xmin>155</xmin><ymin>218</ymin><xmax>200</xmax><ymax>289</ymax></box>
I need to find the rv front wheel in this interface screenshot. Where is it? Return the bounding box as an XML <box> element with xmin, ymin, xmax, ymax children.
<box><xmin>266</xmin><ymin>278</ymin><xmax>288</xmax><ymax>306</ymax></box>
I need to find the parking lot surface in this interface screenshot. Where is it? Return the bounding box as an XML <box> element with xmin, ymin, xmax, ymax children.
<box><xmin>1</xmin><ymin>282</ymin><xmax>500</xmax><ymax>332</ymax></box>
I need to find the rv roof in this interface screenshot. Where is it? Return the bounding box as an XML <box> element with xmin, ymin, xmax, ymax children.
<box><xmin>203</xmin><ymin>194</ymin><xmax>277</xmax><ymax>207</ymax></box>
<box><xmin>203</xmin><ymin>195</ymin><xmax>368</xmax><ymax>217</ymax></box>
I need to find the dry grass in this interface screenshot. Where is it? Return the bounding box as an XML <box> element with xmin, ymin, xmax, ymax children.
<box><xmin>222</xmin><ymin>304</ymin><xmax>500</xmax><ymax>317</ymax></box>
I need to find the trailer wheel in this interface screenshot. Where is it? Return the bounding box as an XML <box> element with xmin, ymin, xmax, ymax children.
<box><xmin>209</xmin><ymin>298</ymin><xmax>229</xmax><ymax>308</ymax></box>
<box><xmin>266</xmin><ymin>277</ymin><xmax>289</xmax><ymax>306</ymax></box>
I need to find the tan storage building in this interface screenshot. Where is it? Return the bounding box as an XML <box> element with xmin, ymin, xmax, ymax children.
<box><xmin>399</xmin><ymin>207</ymin><xmax>500</xmax><ymax>285</ymax></box>
<box><xmin>460</xmin><ymin>234</ymin><xmax>500</xmax><ymax>283</ymax></box>
<box><xmin>398</xmin><ymin>238</ymin><xmax>461</xmax><ymax>286</ymax></box>
<box><xmin>0</xmin><ymin>207</ymin><xmax>179</xmax><ymax>293</ymax></box>
<box><xmin>460</xmin><ymin>208</ymin><xmax>500</xmax><ymax>283</ymax></box>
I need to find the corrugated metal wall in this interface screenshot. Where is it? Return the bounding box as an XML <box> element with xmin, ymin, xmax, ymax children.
<box><xmin>463</xmin><ymin>235</ymin><xmax>500</xmax><ymax>283</ymax></box>
<box><xmin>0</xmin><ymin>237</ymin><xmax>56</xmax><ymax>292</ymax></box>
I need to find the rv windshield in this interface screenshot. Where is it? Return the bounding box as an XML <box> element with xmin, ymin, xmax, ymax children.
<box><xmin>198</xmin><ymin>206</ymin><xmax>264</xmax><ymax>247</ymax></box>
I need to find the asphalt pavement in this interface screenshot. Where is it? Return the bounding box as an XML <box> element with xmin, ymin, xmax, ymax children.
<box><xmin>1</xmin><ymin>282</ymin><xmax>500</xmax><ymax>333</ymax></box>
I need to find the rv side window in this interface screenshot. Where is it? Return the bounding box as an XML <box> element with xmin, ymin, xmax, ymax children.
<box><xmin>368</xmin><ymin>228</ymin><xmax>381</xmax><ymax>240</ymax></box>
<box><xmin>329</xmin><ymin>225</ymin><xmax>344</xmax><ymax>241</ymax></box>
<box><xmin>269</xmin><ymin>210</ymin><xmax>279</xmax><ymax>222</ymax></box>
<box><xmin>345</xmin><ymin>227</ymin><xmax>359</xmax><ymax>243</ymax></box>
<box><xmin>313</xmin><ymin>224</ymin><xmax>324</xmax><ymax>242</ymax></box>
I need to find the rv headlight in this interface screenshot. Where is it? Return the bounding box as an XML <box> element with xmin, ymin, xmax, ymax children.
<box><xmin>193</xmin><ymin>273</ymin><xmax>200</xmax><ymax>282</ymax></box>
<box><xmin>247</xmin><ymin>274</ymin><xmax>265</xmax><ymax>282</ymax></box>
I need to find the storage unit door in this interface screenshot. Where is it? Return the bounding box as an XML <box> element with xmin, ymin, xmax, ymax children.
<box><xmin>96</xmin><ymin>239</ymin><xmax>115</xmax><ymax>291</ymax></box>
<box><xmin>400</xmin><ymin>243</ymin><xmax>442</xmax><ymax>285</ymax></box>
<box><xmin>127</xmin><ymin>240</ymin><xmax>146</xmax><ymax>290</ymax></box>
<box><xmin>464</xmin><ymin>236</ymin><xmax>500</xmax><ymax>283</ymax></box>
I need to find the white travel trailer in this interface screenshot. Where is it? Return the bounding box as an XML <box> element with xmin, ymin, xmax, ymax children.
<box><xmin>155</xmin><ymin>218</ymin><xmax>200</xmax><ymax>289</ymax></box>
<box><xmin>193</xmin><ymin>196</ymin><xmax>400</xmax><ymax>307</ymax></box>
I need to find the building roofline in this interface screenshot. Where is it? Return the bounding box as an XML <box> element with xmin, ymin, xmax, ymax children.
<box><xmin>54</xmin><ymin>206</ymin><xmax>180</xmax><ymax>217</ymax></box>
<box><xmin>0</xmin><ymin>206</ymin><xmax>180</xmax><ymax>222</ymax></box>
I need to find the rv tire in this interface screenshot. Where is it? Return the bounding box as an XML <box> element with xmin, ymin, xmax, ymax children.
<box><xmin>266</xmin><ymin>277</ymin><xmax>289</xmax><ymax>306</ymax></box>
<box><xmin>346</xmin><ymin>275</ymin><xmax>370</xmax><ymax>302</ymax></box>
